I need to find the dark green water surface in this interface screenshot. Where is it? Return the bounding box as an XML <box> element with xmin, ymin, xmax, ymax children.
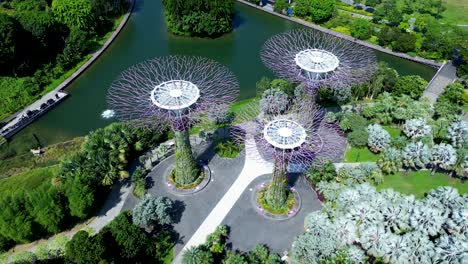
<box><xmin>9</xmin><ymin>0</ymin><xmax>436</xmax><ymax>147</ymax></box>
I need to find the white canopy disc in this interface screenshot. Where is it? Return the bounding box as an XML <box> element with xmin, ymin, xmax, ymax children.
<box><xmin>295</xmin><ymin>49</ymin><xmax>339</xmax><ymax>74</ymax></box>
<box><xmin>263</xmin><ymin>119</ymin><xmax>307</xmax><ymax>150</ymax></box>
<box><xmin>151</xmin><ymin>80</ymin><xmax>200</xmax><ymax>110</ymax></box>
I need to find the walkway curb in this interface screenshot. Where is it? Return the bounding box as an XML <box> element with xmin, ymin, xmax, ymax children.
<box><xmin>236</xmin><ymin>0</ymin><xmax>442</xmax><ymax>68</ymax></box>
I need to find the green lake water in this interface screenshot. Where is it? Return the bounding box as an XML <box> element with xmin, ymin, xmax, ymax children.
<box><xmin>7</xmin><ymin>0</ymin><xmax>436</xmax><ymax>150</ymax></box>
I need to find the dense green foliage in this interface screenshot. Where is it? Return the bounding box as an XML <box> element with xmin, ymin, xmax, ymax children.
<box><xmin>162</xmin><ymin>0</ymin><xmax>234</xmax><ymax>37</ymax></box>
<box><xmin>0</xmin><ymin>0</ymin><xmax>128</xmax><ymax>119</ymax></box>
<box><xmin>65</xmin><ymin>211</ymin><xmax>172</xmax><ymax>263</ymax></box>
<box><xmin>393</xmin><ymin>75</ymin><xmax>427</xmax><ymax>99</ymax></box>
<box><xmin>182</xmin><ymin>225</ymin><xmax>281</xmax><ymax>264</ymax></box>
<box><xmin>215</xmin><ymin>140</ymin><xmax>244</xmax><ymax>158</ymax></box>
<box><xmin>306</xmin><ymin>158</ymin><xmax>337</xmax><ymax>183</ymax></box>
<box><xmin>350</xmin><ymin>18</ymin><xmax>372</xmax><ymax>40</ymax></box>
<box><xmin>0</xmin><ymin>123</ymin><xmax>163</xmax><ymax>252</ymax></box>
<box><xmin>293</xmin><ymin>0</ymin><xmax>335</xmax><ymax>22</ymax></box>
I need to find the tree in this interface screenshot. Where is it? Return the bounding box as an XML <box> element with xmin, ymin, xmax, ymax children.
<box><xmin>393</xmin><ymin>33</ymin><xmax>416</xmax><ymax>52</ymax></box>
<box><xmin>57</xmin><ymin>28</ymin><xmax>90</xmax><ymax>70</ymax></box>
<box><xmin>182</xmin><ymin>246</ymin><xmax>214</xmax><ymax>264</ymax></box>
<box><xmin>439</xmin><ymin>82</ymin><xmax>466</xmax><ymax>105</ymax></box>
<box><xmin>377</xmin><ymin>26</ymin><xmax>399</xmax><ymax>47</ymax></box>
<box><xmin>393</xmin><ymin>75</ymin><xmax>428</xmax><ymax>99</ymax></box>
<box><xmin>256</xmin><ymin>76</ymin><xmax>271</xmax><ymax>96</ymax></box>
<box><xmin>65</xmin><ymin>230</ymin><xmax>109</xmax><ymax>263</ymax></box>
<box><xmin>306</xmin><ymin>159</ymin><xmax>337</xmax><ymax>183</ymax></box>
<box><xmin>309</xmin><ymin>0</ymin><xmax>335</xmax><ymax>22</ymax></box>
<box><xmin>377</xmin><ymin>147</ymin><xmax>402</xmax><ymax>174</ymax></box>
<box><xmin>348</xmin><ymin>129</ymin><xmax>369</xmax><ymax>147</ymax></box>
<box><xmin>447</xmin><ymin>121</ymin><xmax>468</xmax><ymax>148</ymax></box>
<box><xmin>367</xmin><ymin>124</ymin><xmax>391</xmax><ymax>153</ymax></box>
<box><xmin>350</xmin><ymin>18</ymin><xmax>372</xmax><ymax>40</ymax></box>
<box><xmin>294</xmin><ymin>0</ymin><xmax>310</xmax><ymax>18</ymax></box>
<box><xmin>27</xmin><ymin>183</ymin><xmax>66</xmax><ymax>234</ymax></box>
<box><xmin>132</xmin><ymin>195</ymin><xmax>174</xmax><ymax>228</ymax></box>
<box><xmin>274</xmin><ymin>0</ymin><xmax>289</xmax><ymax>13</ymax></box>
<box><xmin>403</xmin><ymin>119</ymin><xmax>431</xmax><ymax>139</ymax></box>
<box><xmin>402</xmin><ymin>141</ymin><xmax>431</xmax><ymax>169</ymax></box>
<box><xmin>270</xmin><ymin>78</ymin><xmax>295</xmax><ymax>96</ymax></box>
<box><xmin>430</xmin><ymin>143</ymin><xmax>457</xmax><ymax>172</ymax></box>
<box><xmin>452</xmin><ymin>149</ymin><xmax>467</xmax><ymax>178</ymax></box>
<box><xmin>0</xmin><ymin>193</ymin><xmax>35</xmax><ymax>243</ymax></box>
<box><xmin>260</xmin><ymin>88</ymin><xmax>289</xmax><ymax>115</ymax></box>
<box><xmin>246</xmin><ymin>244</ymin><xmax>281</xmax><ymax>264</ymax></box>
<box><xmin>52</xmin><ymin>0</ymin><xmax>94</xmax><ymax>31</ymax></box>
<box><xmin>0</xmin><ymin>13</ymin><xmax>21</xmax><ymax>70</ymax></box>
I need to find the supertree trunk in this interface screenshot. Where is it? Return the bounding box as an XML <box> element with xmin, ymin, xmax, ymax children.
<box><xmin>266</xmin><ymin>158</ymin><xmax>288</xmax><ymax>209</ymax></box>
<box><xmin>174</xmin><ymin>129</ymin><xmax>199</xmax><ymax>185</ymax></box>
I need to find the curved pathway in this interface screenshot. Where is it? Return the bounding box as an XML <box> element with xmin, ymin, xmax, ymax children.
<box><xmin>174</xmin><ymin>136</ymin><xmax>273</xmax><ymax>263</ymax></box>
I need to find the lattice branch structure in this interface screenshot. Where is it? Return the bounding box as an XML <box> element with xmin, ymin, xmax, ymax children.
<box><xmin>232</xmin><ymin>99</ymin><xmax>346</xmax><ymax>209</ymax></box>
<box><xmin>261</xmin><ymin>29</ymin><xmax>377</xmax><ymax>93</ymax></box>
<box><xmin>107</xmin><ymin>56</ymin><xmax>239</xmax><ymax>186</ymax></box>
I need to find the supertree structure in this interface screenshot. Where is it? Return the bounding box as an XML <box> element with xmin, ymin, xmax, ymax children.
<box><xmin>234</xmin><ymin>99</ymin><xmax>346</xmax><ymax>211</ymax></box>
<box><xmin>107</xmin><ymin>56</ymin><xmax>239</xmax><ymax>186</ymax></box>
<box><xmin>261</xmin><ymin>29</ymin><xmax>377</xmax><ymax>93</ymax></box>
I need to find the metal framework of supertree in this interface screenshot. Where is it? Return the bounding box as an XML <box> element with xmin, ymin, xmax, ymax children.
<box><xmin>107</xmin><ymin>56</ymin><xmax>239</xmax><ymax>186</ymax></box>
<box><xmin>233</xmin><ymin>99</ymin><xmax>346</xmax><ymax>210</ymax></box>
<box><xmin>261</xmin><ymin>29</ymin><xmax>377</xmax><ymax>93</ymax></box>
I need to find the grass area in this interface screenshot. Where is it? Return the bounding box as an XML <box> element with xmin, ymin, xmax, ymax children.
<box><xmin>229</xmin><ymin>97</ymin><xmax>260</xmax><ymax>116</ymax></box>
<box><xmin>383</xmin><ymin>125</ymin><xmax>401</xmax><ymax>138</ymax></box>
<box><xmin>441</xmin><ymin>0</ymin><xmax>468</xmax><ymax>25</ymax></box>
<box><xmin>163</xmin><ymin>248</ymin><xmax>174</xmax><ymax>264</ymax></box>
<box><xmin>344</xmin><ymin>146</ymin><xmax>379</xmax><ymax>162</ymax></box>
<box><xmin>0</xmin><ymin>137</ymin><xmax>84</xmax><ymax>180</ymax></box>
<box><xmin>0</xmin><ymin>166</ymin><xmax>58</xmax><ymax>195</ymax></box>
<box><xmin>377</xmin><ymin>170</ymin><xmax>467</xmax><ymax>198</ymax></box>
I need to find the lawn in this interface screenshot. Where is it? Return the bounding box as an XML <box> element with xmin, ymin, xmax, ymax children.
<box><xmin>383</xmin><ymin>125</ymin><xmax>401</xmax><ymax>138</ymax></box>
<box><xmin>377</xmin><ymin>170</ymin><xmax>467</xmax><ymax>198</ymax></box>
<box><xmin>344</xmin><ymin>146</ymin><xmax>379</xmax><ymax>162</ymax></box>
<box><xmin>441</xmin><ymin>0</ymin><xmax>468</xmax><ymax>25</ymax></box>
<box><xmin>0</xmin><ymin>166</ymin><xmax>58</xmax><ymax>195</ymax></box>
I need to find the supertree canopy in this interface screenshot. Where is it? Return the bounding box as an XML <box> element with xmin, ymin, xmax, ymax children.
<box><xmin>234</xmin><ymin>100</ymin><xmax>346</xmax><ymax>210</ymax></box>
<box><xmin>107</xmin><ymin>56</ymin><xmax>239</xmax><ymax>186</ymax></box>
<box><xmin>261</xmin><ymin>29</ymin><xmax>377</xmax><ymax>92</ymax></box>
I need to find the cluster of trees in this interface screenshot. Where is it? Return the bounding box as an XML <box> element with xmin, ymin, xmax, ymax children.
<box><xmin>0</xmin><ymin>0</ymin><xmax>128</xmax><ymax>119</ymax></box>
<box><xmin>256</xmin><ymin>77</ymin><xmax>296</xmax><ymax>115</ymax></box>
<box><xmin>292</xmin><ymin>184</ymin><xmax>467</xmax><ymax>263</ymax></box>
<box><xmin>0</xmin><ymin>123</ymin><xmax>163</xmax><ymax>252</ymax></box>
<box><xmin>182</xmin><ymin>225</ymin><xmax>282</xmax><ymax>264</ymax></box>
<box><xmin>293</xmin><ymin>0</ymin><xmax>335</xmax><ymax>23</ymax></box>
<box><xmin>375</xmin><ymin>120</ymin><xmax>467</xmax><ymax>177</ymax></box>
<box><xmin>162</xmin><ymin>0</ymin><xmax>234</xmax><ymax>37</ymax></box>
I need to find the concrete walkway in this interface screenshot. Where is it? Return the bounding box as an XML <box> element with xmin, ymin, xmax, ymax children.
<box><xmin>174</xmin><ymin>136</ymin><xmax>273</xmax><ymax>263</ymax></box>
<box><xmin>422</xmin><ymin>62</ymin><xmax>458</xmax><ymax>103</ymax></box>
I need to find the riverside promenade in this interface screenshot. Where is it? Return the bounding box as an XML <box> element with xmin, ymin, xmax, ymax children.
<box><xmin>236</xmin><ymin>0</ymin><xmax>442</xmax><ymax>68</ymax></box>
<box><xmin>0</xmin><ymin>0</ymin><xmax>135</xmax><ymax>139</ymax></box>
<box><xmin>422</xmin><ymin>62</ymin><xmax>458</xmax><ymax>103</ymax></box>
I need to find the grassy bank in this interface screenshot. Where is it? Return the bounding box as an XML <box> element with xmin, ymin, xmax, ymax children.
<box><xmin>377</xmin><ymin>170</ymin><xmax>467</xmax><ymax>197</ymax></box>
<box><xmin>0</xmin><ymin>166</ymin><xmax>58</xmax><ymax>195</ymax></box>
<box><xmin>441</xmin><ymin>0</ymin><xmax>468</xmax><ymax>25</ymax></box>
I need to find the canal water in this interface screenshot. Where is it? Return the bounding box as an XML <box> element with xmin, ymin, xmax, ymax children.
<box><xmin>7</xmin><ymin>0</ymin><xmax>436</xmax><ymax>150</ymax></box>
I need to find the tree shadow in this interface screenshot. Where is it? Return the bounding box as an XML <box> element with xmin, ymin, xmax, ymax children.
<box><xmin>232</xmin><ymin>12</ymin><xmax>246</xmax><ymax>29</ymax></box>
<box><xmin>171</xmin><ymin>200</ymin><xmax>186</xmax><ymax>224</ymax></box>
<box><xmin>145</xmin><ymin>175</ymin><xmax>155</xmax><ymax>189</ymax></box>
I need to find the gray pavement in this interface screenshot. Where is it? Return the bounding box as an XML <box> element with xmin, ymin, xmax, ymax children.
<box><xmin>122</xmin><ymin>143</ymin><xmax>246</xmax><ymax>255</ymax></box>
<box><xmin>221</xmin><ymin>174</ymin><xmax>322</xmax><ymax>253</ymax></box>
<box><xmin>423</xmin><ymin>62</ymin><xmax>458</xmax><ymax>103</ymax></box>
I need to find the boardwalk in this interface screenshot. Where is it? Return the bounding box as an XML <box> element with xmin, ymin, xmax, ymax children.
<box><xmin>422</xmin><ymin>62</ymin><xmax>458</xmax><ymax>103</ymax></box>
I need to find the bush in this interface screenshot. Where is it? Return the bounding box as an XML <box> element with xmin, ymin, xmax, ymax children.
<box><xmin>350</xmin><ymin>18</ymin><xmax>372</xmax><ymax>40</ymax></box>
<box><xmin>215</xmin><ymin>140</ymin><xmax>243</xmax><ymax>158</ymax></box>
<box><xmin>306</xmin><ymin>159</ymin><xmax>337</xmax><ymax>183</ymax></box>
<box><xmin>132</xmin><ymin>195</ymin><xmax>175</xmax><ymax>227</ymax></box>
<box><xmin>377</xmin><ymin>147</ymin><xmax>402</xmax><ymax>174</ymax></box>
<box><xmin>393</xmin><ymin>75</ymin><xmax>428</xmax><ymax>99</ymax></box>
<box><xmin>260</xmin><ymin>88</ymin><xmax>289</xmax><ymax>115</ymax></box>
<box><xmin>367</xmin><ymin>124</ymin><xmax>390</xmax><ymax>153</ymax></box>
<box><xmin>348</xmin><ymin>129</ymin><xmax>369</xmax><ymax>147</ymax></box>
<box><xmin>274</xmin><ymin>0</ymin><xmax>289</xmax><ymax>13</ymax></box>
<box><xmin>393</xmin><ymin>33</ymin><xmax>416</xmax><ymax>52</ymax></box>
<box><xmin>182</xmin><ymin>246</ymin><xmax>214</xmax><ymax>264</ymax></box>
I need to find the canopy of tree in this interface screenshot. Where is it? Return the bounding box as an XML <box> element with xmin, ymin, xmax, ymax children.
<box><xmin>162</xmin><ymin>0</ymin><xmax>234</xmax><ymax>37</ymax></box>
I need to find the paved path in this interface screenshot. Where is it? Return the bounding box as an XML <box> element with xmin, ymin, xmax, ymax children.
<box><xmin>423</xmin><ymin>62</ymin><xmax>458</xmax><ymax>103</ymax></box>
<box><xmin>174</xmin><ymin>136</ymin><xmax>273</xmax><ymax>263</ymax></box>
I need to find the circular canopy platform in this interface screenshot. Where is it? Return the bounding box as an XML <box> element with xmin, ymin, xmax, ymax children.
<box><xmin>294</xmin><ymin>49</ymin><xmax>339</xmax><ymax>74</ymax></box>
<box><xmin>151</xmin><ymin>80</ymin><xmax>200</xmax><ymax>110</ymax></box>
<box><xmin>263</xmin><ymin>119</ymin><xmax>307</xmax><ymax>150</ymax></box>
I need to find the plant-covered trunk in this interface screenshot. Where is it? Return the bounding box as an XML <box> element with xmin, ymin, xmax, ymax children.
<box><xmin>266</xmin><ymin>158</ymin><xmax>288</xmax><ymax>209</ymax></box>
<box><xmin>174</xmin><ymin>129</ymin><xmax>199</xmax><ymax>185</ymax></box>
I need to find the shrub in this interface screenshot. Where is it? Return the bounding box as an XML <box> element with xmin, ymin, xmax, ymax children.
<box><xmin>306</xmin><ymin>159</ymin><xmax>336</xmax><ymax>183</ymax></box>
<box><xmin>182</xmin><ymin>246</ymin><xmax>214</xmax><ymax>264</ymax></box>
<box><xmin>348</xmin><ymin>129</ymin><xmax>369</xmax><ymax>148</ymax></box>
<box><xmin>367</xmin><ymin>124</ymin><xmax>391</xmax><ymax>153</ymax></box>
<box><xmin>393</xmin><ymin>75</ymin><xmax>428</xmax><ymax>99</ymax></box>
<box><xmin>132</xmin><ymin>195</ymin><xmax>175</xmax><ymax>227</ymax></box>
<box><xmin>377</xmin><ymin>147</ymin><xmax>402</xmax><ymax>174</ymax></box>
<box><xmin>350</xmin><ymin>18</ymin><xmax>372</xmax><ymax>40</ymax></box>
<box><xmin>274</xmin><ymin>0</ymin><xmax>289</xmax><ymax>13</ymax></box>
<box><xmin>403</xmin><ymin>118</ymin><xmax>432</xmax><ymax>139</ymax></box>
<box><xmin>260</xmin><ymin>88</ymin><xmax>289</xmax><ymax>115</ymax></box>
<box><xmin>447</xmin><ymin>121</ymin><xmax>468</xmax><ymax>148</ymax></box>
<box><xmin>215</xmin><ymin>140</ymin><xmax>243</xmax><ymax>158</ymax></box>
